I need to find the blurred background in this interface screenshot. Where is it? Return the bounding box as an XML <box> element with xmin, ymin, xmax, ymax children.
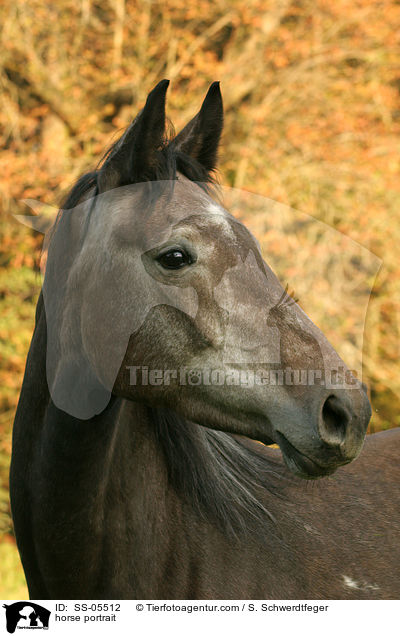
<box><xmin>0</xmin><ymin>0</ymin><xmax>399</xmax><ymax>598</ymax></box>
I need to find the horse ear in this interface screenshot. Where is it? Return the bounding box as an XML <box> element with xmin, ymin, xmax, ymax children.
<box><xmin>172</xmin><ymin>81</ymin><xmax>223</xmax><ymax>172</ymax></box>
<box><xmin>98</xmin><ymin>79</ymin><xmax>170</xmax><ymax>193</ymax></box>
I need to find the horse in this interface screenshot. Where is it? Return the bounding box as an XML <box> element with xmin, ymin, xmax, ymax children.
<box><xmin>10</xmin><ymin>80</ymin><xmax>400</xmax><ymax>600</ymax></box>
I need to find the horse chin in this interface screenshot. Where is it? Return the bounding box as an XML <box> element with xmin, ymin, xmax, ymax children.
<box><xmin>255</xmin><ymin>434</ymin><xmax>275</xmax><ymax>446</ymax></box>
<box><xmin>276</xmin><ymin>432</ymin><xmax>339</xmax><ymax>480</ymax></box>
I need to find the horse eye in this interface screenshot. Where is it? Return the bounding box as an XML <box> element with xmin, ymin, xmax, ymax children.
<box><xmin>157</xmin><ymin>249</ymin><xmax>192</xmax><ymax>270</ymax></box>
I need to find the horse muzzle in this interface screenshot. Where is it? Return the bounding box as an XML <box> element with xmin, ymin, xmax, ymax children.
<box><xmin>273</xmin><ymin>385</ymin><xmax>372</xmax><ymax>479</ymax></box>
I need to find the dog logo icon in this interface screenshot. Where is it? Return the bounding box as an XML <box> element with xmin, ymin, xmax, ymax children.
<box><xmin>3</xmin><ymin>602</ymin><xmax>50</xmax><ymax>633</ymax></box>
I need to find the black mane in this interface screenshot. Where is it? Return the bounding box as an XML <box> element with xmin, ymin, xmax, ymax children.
<box><xmin>61</xmin><ymin>121</ymin><xmax>218</xmax><ymax>212</ymax></box>
<box><xmin>152</xmin><ymin>407</ymin><xmax>288</xmax><ymax>539</ymax></box>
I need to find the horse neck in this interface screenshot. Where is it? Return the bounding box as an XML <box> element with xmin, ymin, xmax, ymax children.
<box><xmin>17</xmin><ymin>291</ymin><xmax>168</xmax><ymax>508</ymax></box>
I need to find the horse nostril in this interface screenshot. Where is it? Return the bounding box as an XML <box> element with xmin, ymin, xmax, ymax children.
<box><xmin>319</xmin><ymin>395</ymin><xmax>351</xmax><ymax>446</ymax></box>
